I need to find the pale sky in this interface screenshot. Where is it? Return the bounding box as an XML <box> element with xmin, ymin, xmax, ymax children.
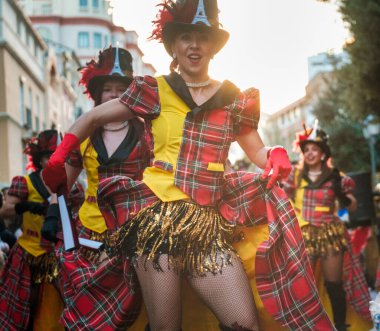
<box><xmin>110</xmin><ymin>0</ymin><xmax>349</xmax><ymax>114</ymax></box>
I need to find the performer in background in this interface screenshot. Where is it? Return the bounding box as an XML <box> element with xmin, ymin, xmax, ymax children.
<box><xmin>43</xmin><ymin>1</ymin><xmax>334</xmax><ymax>330</ymax></box>
<box><xmin>282</xmin><ymin>123</ymin><xmax>372</xmax><ymax>331</ymax></box>
<box><xmin>0</xmin><ymin>130</ymin><xmax>65</xmax><ymax>330</ymax></box>
<box><xmin>41</xmin><ymin>46</ymin><xmax>152</xmax><ymax>330</ymax></box>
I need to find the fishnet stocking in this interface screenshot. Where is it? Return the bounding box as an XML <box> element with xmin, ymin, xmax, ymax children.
<box><xmin>134</xmin><ymin>255</ymin><xmax>182</xmax><ymax>331</ymax></box>
<box><xmin>134</xmin><ymin>253</ymin><xmax>259</xmax><ymax>331</ymax></box>
<box><xmin>187</xmin><ymin>252</ymin><xmax>259</xmax><ymax>330</ymax></box>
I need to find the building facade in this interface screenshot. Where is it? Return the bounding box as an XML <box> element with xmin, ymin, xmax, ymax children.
<box><xmin>261</xmin><ymin>53</ymin><xmax>342</xmax><ymax>162</ymax></box>
<box><xmin>0</xmin><ymin>0</ymin><xmax>82</xmax><ymax>186</ymax></box>
<box><xmin>20</xmin><ymin>0</ymin><xmax>155</xmax><ymax>76</ymax></box>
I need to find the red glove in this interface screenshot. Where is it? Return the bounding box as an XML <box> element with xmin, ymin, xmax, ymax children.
<box><xmin>42</xmin><ymin>133</ymin><xmax>80</xmax><ymax>194</ymax></box>
<box><xmin>261</xmin><ymin>146</ymin><xmax>292</xmax><ymax>189</ymax></box>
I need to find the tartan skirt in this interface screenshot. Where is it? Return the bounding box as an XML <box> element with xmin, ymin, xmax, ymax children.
<box><xmin>57</xmin><ymin>218</ymin><xmax>142</xmax><ymax>330</ymax></box>
<box><xmin>0</xmin><ymin>244</ymin><xmax>59</xmax><ymax>330</ymax></box>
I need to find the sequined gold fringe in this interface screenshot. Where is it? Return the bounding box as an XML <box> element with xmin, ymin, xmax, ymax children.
<box><xmin>79</xmin><ymin>231</ymin><xmax>110</xmax><ymax>264</ymax></box>
<box><xmin>26</xmin><ymin>250</ymin><xmax>59</xmax><ymax>284</ymax></box>
<box><xmin>112</xmin><ymin>200</ymin><xmax>235</xmax><ymax>276</ymax></box>
<box><xmin>301</xmin><ymin>221</ymin><xmax>347</xmax><ymax>259</ymax></box>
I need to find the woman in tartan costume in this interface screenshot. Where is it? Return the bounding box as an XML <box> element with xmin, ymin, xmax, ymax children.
<box><xmin>282</xmin><ymin>122</ymin><xmax>371</xmax><ymax>331</ymax></box>
<box><xmin>0</xmin><ymin>130</ymin><xmax>74</xmax><ymax>330</ymax></box>
<box><xmin>43</xmin><ymin>1</ymin><xmax>335</xmax><ymax>330</ymax></box>
<box><xmin>41</xmin><ymin>46</ymin><xmax>152</xmax><ymax>330</ymax></box>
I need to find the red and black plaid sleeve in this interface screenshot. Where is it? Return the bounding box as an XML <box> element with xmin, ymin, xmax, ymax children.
<box><xmin>8</xmin><ymin>176</ymin><xmax>28</xmax><ymax>201</ymax></box>
<box><xmin>118</xmin><ymin>75</ymin><xmax>160</xmax><ymax>120</ymax></box>
<box><xmin>230</xmin><ymin>88</ymin><xmax>260</xmax><ymax>136</ymax></box>
<box><xmin>66</xmin><ymin>149</ymin><xmax>83</xmax><ymax>168</ymax></box>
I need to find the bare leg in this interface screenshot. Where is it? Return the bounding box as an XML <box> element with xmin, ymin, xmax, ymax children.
<box><xmin>134</xmin><ymin>255</ymin><xmax>182</xmax><ymax>331</ymax></box>
<box><xmin>187</xmin><ymin>252</ymin><xmax>259</xmax><ymax>330</ymax></box>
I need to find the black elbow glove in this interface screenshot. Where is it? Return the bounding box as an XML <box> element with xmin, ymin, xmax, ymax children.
<box><xmin>41</xmin><ymin>203</ymin><xmax>60</xmax><ymax>243</ymax></box>
<box><xmin>15</xmin><ymin>201</ymin><xmax>46</xmax><ymax>215</ymax></box>
<box><xmin>331</xmin><ymin>169</ymin><xmax>352</xmax><ymax>207</ymax></box>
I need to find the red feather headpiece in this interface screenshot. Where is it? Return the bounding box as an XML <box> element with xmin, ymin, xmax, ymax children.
<box><xmin>78</xmin><ymin>46</ymin><xmax>133</xmax><ymax>100</ymax></box>
<box><xmin>79</xmin><ymin>46</ymin><xmax>117</xmax><ymax>98</ymax></box>
<box><xmin>24</xmin><ymin>130</ymin><xmax>58</xmax><ymax>157</ymax></box>
<box><xmin>150</xmin><ymin>0</ymin><xmax>198</xmax><ymax>42</ymax></box>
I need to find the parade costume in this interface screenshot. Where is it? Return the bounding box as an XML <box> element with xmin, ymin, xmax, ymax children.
<box><xmin>52</xmin><ymin>47</ymin><xmax>152</xmax><ymax>330</ymax></box>
<box><xmin>44</xmin><ymin>1</ymin><xmax>335</xmax><ymax>330</ymax></box>
<box><xmin>283</xmin><ymin>125</ymin><xmax>371</xmax><ymax>331</ymax></box>
<box><xmin>0</xmin><ymin>130</ymin><xmax>66</xmax><ymax>330</ymax></box>
<box><xmin>95</xmin><ymin>71</ymin><xmax>334</xmax><ymax>330</ymax></box>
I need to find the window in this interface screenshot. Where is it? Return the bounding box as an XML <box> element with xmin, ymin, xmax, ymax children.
<box><xmin>19</xmin><ymin>80</ymin><xmax>25</xmax><ymax>125</ymax></box>
<box><xmin>79</xmin><ymin>0</ymin><xmax>88</xmax><ymax>8</ymax></box>
<box><xmin>78</xmin><ymin>32</ymin><xmax>89</xmax><ymax>48</ymax></box>
<box><xmin>104</xmin><ymin>35</ymin><xmax>109</xmax><ymax>47</ymax></box>
<box><xmin>93</xmin><ymin>0</ymin><xmax>99</xmax><ymax>9</ymax></box>
<box><xmin>94</xmin><ymin>33</ymin><xmax>102</xmax><ymax>48</ymax></box>
<box><xmin>35</xmin><ymin>96</ymin><xmax>40</xmax><ymax>132</ymax></box>
<box><xmin>26</xmin><ymin>108</ymin><xmax>32</xmax><ymax>130</ymax></box>
<box><xmin>17</xmin><ymin>15</ymin><xmax>22</xmax><ymax>35</ymax></box>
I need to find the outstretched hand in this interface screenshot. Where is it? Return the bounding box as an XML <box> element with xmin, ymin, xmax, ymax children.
<box><xmin>261</xmin><ymin>146</ymin><xmax>292</xmax><ymax>189</ymax></box>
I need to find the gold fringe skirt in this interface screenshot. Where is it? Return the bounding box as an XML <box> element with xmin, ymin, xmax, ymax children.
<box><xmin>78</xmin><ymin>231</ymin><xmax>110</xmax><ymax>264</ymax></box>
<box><xmin>111</xmin><ymin>200</ymin><xmax>235</xmax><ymax>276</ymax></box>
<box><xmin>26</xmin><ymin>250</ymin><xmax>59</xmax><ymax>284</ymax></box>
<box><xmin>301</xmin><ymin>221</ymin><xmax>348</xmax><ymax>259</ymax></box>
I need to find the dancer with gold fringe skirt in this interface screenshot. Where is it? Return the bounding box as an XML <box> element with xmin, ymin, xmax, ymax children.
<box><xmin>43</xmin><ymin>1</ymin><xmax>335</xmax><ymax>330</ymax></box>
<box><xmin>282</xmin><ymin>122</ymin><xmax>372</xmax><ymax>331</ymax></box>
<box><xmin>40</xmin><ymin>46</ymin><xmax>154</xmax><ymax>330</ymax></box>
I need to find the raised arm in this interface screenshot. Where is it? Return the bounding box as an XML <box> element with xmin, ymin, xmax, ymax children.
<box><xmin>69</xmin><ymin>99</ymin><xmax>134</xmax><ymax>142</ymax></box>
<box><xmin>43</xmin><ymin>99</ymin><xmax>134</xmax><ymax>193</ymax></box>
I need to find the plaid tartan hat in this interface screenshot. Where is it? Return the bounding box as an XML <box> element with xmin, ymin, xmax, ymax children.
<box><xmin>79</xmin><ymin>46</ymin><xmax>133</xmax><ymax>100</ymax></box>
<box><xmin>150</xmin><ymin>0</ymin><xmax>229</xmax><ymax>55</ymax></box>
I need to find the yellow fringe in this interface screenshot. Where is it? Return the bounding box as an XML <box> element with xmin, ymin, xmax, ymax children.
<box><xmin>113</xmin><ymin>200</ymin><xmax>235</xmax><ymax>275</ymax></box>
<box><xmin>79</xmin><ymin>231</ymin><xmax>109</xmax><ymax>263</ymax></box>
<box><xmin>26</xmin><ymin>251</ymin><xmax>59</xmax><ymax>284</ymax></box>
<box><xmin>301</xmin><ymin>221</ymin><xmax>347</xmax><ymax>258</ymax></box>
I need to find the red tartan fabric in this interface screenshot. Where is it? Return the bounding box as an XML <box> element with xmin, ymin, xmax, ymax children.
<box><xmin>57</xmin><ymin>232</ymin><xmax>142</xmax><ymax>330</ymax></box>
<box><xmin>98</xmin><ymin>176</ymin><xmax>158</xmax><ymax>229</ymax></box>
<box><xmin>220</xmin><ymin>171</ymin><xmax>335</xmax><ymax>330</ymax></box>
<box><xmin>119</xmin><ymin>75</ymin><xmax>260</xmax><ymax>206</ymax></box>
<box><xmin>342</xmin><ymin>230</ymin><xmax>371</xmax><ymax>321</ymax></box>
<box><xmin>0</xmin><ymin>245</ymin><xmax>32</xmax><ymax>330</ymax></box>
<box><xmin>8</xmin><ymin>176</ymin><xmax>29</xmax><ymax>201</ymax></box>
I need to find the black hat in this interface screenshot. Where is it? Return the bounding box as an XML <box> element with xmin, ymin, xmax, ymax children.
<box><xmin>295</xmin><ymin>121</ymin><xmax>331</xmax><ymax>159</ymax></box>
<box><xmin>151</xmin><ymin>0</ymin><xmax>229</xmax><ymax>55</ymax></box>
<box><xmin>79</xmin><ymin>46</ymin><xmax>133</xmax><ymax>100</ymax></box>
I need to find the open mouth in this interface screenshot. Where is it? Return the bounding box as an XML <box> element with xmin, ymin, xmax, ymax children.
<box><xmin>188</xmin><ymin>54</ymin><xmax>202</xmax><ymax>64</ymax></box>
